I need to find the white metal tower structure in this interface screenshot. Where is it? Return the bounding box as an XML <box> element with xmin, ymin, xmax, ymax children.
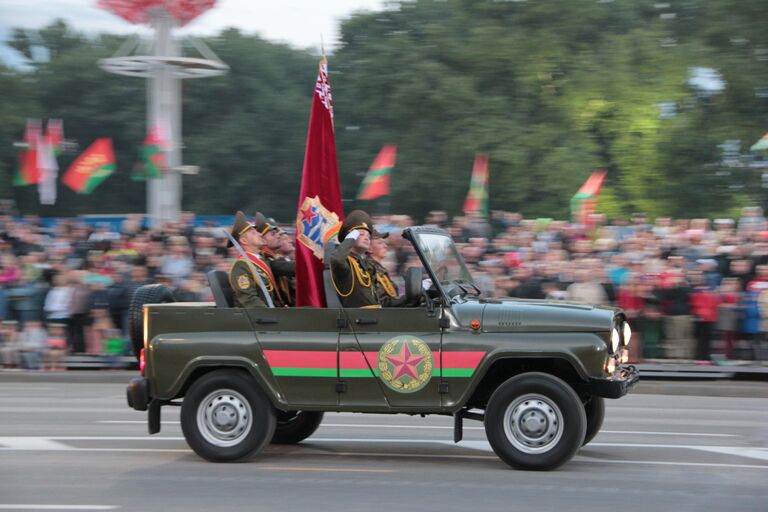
<box><xmin>98</xmin><ymin>1</ymin><xmax>228</xmax><ymax>225</ymax></box>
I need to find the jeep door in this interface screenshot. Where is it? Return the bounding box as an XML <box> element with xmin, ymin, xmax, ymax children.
<box><xmin>246</xmin><ymin>307</ymin><xmax>342</xmax><ymax>407</ymax></box>
<box><xmin>340</xmin><ymin>307</ymin><xmax>442</xmax><ymax>410</ymax></box>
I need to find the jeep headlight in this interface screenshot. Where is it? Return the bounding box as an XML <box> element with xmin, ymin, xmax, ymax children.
<box><xmin>623</xmin><ymin>322</ymin><xmax>632</xmax><ymax>348</ymax></box>
<box><xmin>610</xmin><ymin>328</ymin><xmax>620</xmax><ymax>353</ymax></box>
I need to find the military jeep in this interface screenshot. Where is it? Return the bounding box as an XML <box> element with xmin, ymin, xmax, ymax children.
<box><xmin>126</xmin><ymin>226</ymin><xmax>638</xmax><ymax>470</ymax></box>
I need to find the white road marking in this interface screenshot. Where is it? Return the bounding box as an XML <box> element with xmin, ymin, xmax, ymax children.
<box><xmin>574</xmin><ymin>457</ymin><xmax>768</xmax><ymax>470</ymax></box>
<box><xmin>96</xmin><ymin>420</ymin><xmax>737</xmax><ymax>436</ymax></box>
<box><xmin>1</xmin><ymin>436</ymin><xmax>767</xmax><ymax>466</ymax></box>
<box><xmin>0</xmin><ymin>438</ymin><xmax>73</xmax><ymax>450</ymax></box>
<box><xmin>0</xmin><ymin>506</ymin><xmax>118</xmax><ymax>510</ymax></box>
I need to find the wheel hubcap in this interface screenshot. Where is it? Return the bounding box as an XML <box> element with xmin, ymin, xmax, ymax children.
<box><xmin>503</xmin><ymin>393</ymin><xmax>564</xmax><ymax>454</ymax></box>
<box><xmin>197</xmin><ymin>389</ymin><xmax>253</xmax><ymax>447</ymax></box>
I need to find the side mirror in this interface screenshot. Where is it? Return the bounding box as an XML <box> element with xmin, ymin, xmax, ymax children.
<box><xmin>404</xmin><ymin>266</ymin><xmax>423</xmax><ymax>305</ymax></box>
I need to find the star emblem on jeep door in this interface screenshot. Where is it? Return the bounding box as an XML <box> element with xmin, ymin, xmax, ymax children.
<box><xmin>377</xmin><ymin>336</ymin><xmax>434</xmax><ymax>393</ymax></box>
<box><xmin>386</xmin><ymin>342</ymin><xmax>425</xmax><ymax>381</ymax></box>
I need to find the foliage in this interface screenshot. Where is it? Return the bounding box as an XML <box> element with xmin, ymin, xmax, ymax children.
<box><xmin>0</xmin><ymin>0</ymin><xmax>766</xmax><ymax>221</ymax></box>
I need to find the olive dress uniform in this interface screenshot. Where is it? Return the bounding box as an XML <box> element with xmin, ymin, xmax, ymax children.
<box><xmin>267</xmin><ymin>252</ymin><xmax>296</xmax><ymax>307</ymax></box>
<box><xmin>370</xmin><ymin>258</ymin><xmax>407</xmax><ymax>308</ymax></box>
<box><xmin>227</xmin><ymin>211</ymin><xmax>279</xmax><ymax>308</ymax></box>
<box><xmin>254</xmin><ymin>212</ymin><xmax>295</xmax><ymax>307</ymax></box>
<box><xmin>330</xmin><ymin>210</ymin><xmax>379</xmax><ymax>308</ymax></box>
<box><xmin>229</xmin><ymin>254</ymin><xmax>278</xmax><ymax>308</ymax></box>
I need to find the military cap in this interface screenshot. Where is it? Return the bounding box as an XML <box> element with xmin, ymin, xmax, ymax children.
<box><xmin>372</xmin><ymin>227</ymin><xmax>390</xmax><ymax>239</ymax></box>
<box><xmin>254</xmin><ymin>212</ymin><xmax>279</xmax><ymax>236</ymax></box>
<box><xmin>267</xmin><ymin>217</ymin><xmax>286</xmax><ymax>234</ymax></box>
<box><xmin>228</xmin><ymin>211</ymin><xmax>255</xmax><ymax>248</ymax></box>
<box><xmin>339</xmin><ymin>209</ymin><xmax>373</xmax><ymax>242</ymax></box>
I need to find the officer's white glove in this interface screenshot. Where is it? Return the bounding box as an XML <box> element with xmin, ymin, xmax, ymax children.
<box><xmin>421</xmin><ymin>278</ymin><xmax>433</xmax><ymax>291</ymax></box>
<box><xmin>347</xmin><ymin>229</ymin><xmax>361</xmax><ymax>241</ymax></box>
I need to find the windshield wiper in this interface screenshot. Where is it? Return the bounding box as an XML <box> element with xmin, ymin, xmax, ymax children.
<box><xmin>455</xmin><ymin>279</ymin><xmax>481</xmax><ymax>296</ymax></box>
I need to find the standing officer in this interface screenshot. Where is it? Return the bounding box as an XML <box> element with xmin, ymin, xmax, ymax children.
<box><xmin>369</xmin><ymin>229</ymin><xmax>408</xmax><ymax>307</ymax></box>
<box><xmin>253</xmin><ymin>212</ymin><xmax>294</xmax><ymax>307</ymax></box>
<box><xmin>330</xmin><ymin>210</ymin><xmax>379</xmax><ymax>308</ymax></box>
<box><xmin>228</xmin><ymin>211</ymin><xmax>279</xmax><ymax>308</ymax></box>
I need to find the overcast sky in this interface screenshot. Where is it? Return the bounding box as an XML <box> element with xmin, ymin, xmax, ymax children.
<box><xmin>0</xmin><ymin>0</ymin><xmax>387</xmax><ymax>51</ymax></box>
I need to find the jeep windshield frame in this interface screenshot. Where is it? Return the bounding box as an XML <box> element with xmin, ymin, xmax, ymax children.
<box><xmin>403</xmin><ymin>226</ymin><xmax>479</xmax><ymax>303</ymax></box>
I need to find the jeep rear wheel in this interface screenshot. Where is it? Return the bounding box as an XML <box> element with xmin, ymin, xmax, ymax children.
<box><xmin>582</xmin><ymin>396</ymin><xmax>605</xmax><ymax>446</ymax></box>
<box><xmin>181</xmin><ymin>370</ymin><xmax>276</xmax><ymax>462</ymax></box>
<box><xmin>271</xmin><ymin>411</ymin><xmax>324</xmax><ymax>444</ymax></box>
<box><xmin>485</xmin><ymin>372</ymin><xmax>586</xmax><ymax>471</ymax></box>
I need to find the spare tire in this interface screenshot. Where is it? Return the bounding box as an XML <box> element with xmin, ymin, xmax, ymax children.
<box><xmin>129</xmin><ymin>284</ymin><xmax>174</xmax><ymax>361</ymax></box>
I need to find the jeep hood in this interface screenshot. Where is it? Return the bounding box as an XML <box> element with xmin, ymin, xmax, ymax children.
<box><xmin>451</xmin><ymin>298</ymin><xmax>618</xmax><ymax>333</ymax></box>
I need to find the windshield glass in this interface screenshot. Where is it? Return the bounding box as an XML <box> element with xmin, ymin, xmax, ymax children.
<box><xmin>413</xmin><ymin>232</ymin><xmax>477</xmax><ymax>295</ymax></box>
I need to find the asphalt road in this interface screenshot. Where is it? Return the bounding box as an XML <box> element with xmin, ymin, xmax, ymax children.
<box><xmin>0</xmin><ymin>379</ymin><xmax>766</xmax><ymax>512</ymax></box>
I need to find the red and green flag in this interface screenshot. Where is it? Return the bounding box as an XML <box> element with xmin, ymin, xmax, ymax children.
<box><xmin>62</xmin><ymin>138</ymin><xmax>117</xmax><ymax>194</ymax></box>
<box><xmin>13</xmin><ymin>120</ymin><xmax>41</xmax><ymax>187</ymax></box>
<box><xmin>571</xmin><ymin>169</ymin><xmax>607</xmax><ymax>224</ymax></box>
<box><xmin>357</xmin><ymin>144</ymin><xmax>396</xmax><ymax>200</ymax></box>
<box><xmin>462</xmin><ymin>153</ymin><xmax>489</xmax><ymax>216</ymax></box>
<box><xmin>132</xmin><ymin>124</ymin><xmax>168</xmax><ymax>181</ymax></box>
<box><xmin>750</xmin><ymin>132</ymin><xmax>768</xmax><ymax>152</ymax></box>
<box><xmin>46</xmin><ymin>119</ymin><xmax>64</xmax><ymax>155</ymax></box>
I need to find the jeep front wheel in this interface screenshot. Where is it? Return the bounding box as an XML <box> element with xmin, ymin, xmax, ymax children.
<box><xmin>485</xmin><ymin>372</ymin><xmax>586</xmax><ymax>471</ymax></box>
<box><xmin>271</xmin><ymin>411</ymin><xmax>324</xmax><ymax>444</ymax></box>
<box><xmin>181</xmin><ymin>370</ymin><xmax>276</xmax><ymax>462</ymax></box>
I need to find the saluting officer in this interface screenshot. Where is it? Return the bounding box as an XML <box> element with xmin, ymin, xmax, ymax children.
<box><xmin>369</xmin><ymin>229</ymin><xmax>408</xmax><ymax>307</ymax></box>
<box><xmin>253</xmin><ymin>212</ymin><xmax>295</xmax><ymax>307</ymax></box>
<box><xmin>228</xmin><ymin>211</ymin><xmax>279</xmax><ymax>308</ymax></box>
<box><xmin>330</xmin><ymin>210</ymin><xmax>379</xmax><ymax>308</ymax></box>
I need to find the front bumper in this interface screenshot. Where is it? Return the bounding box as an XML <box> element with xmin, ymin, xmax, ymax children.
<box><xmin>588</xmin><ymin>364</ymin><xmax>639</xmax><ymax>399</ymax></box>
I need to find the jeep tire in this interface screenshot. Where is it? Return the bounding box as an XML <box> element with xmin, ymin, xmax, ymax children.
<box><xmin>485</xmin><ymin>372</ymin><xmax>586</xmax><ymax>471</ymax></box>
<box><xmin>582</xmin><ymin>396</ymin><xmax>605</xmax><ymax>446</ymax></box>
<box><xmin>129</xmin><ymin>284</ymin><xmax>174</xmax><ymax>361</ymax></box>
<box><xmin>271</xmin><ymin>411</ymin><xmax>324</xmax><ymax>444</ymax></box>
<box><xmin>181</xmin><ymin>370</ymin><xmax>276</xmax><ymax>462</ymax></box>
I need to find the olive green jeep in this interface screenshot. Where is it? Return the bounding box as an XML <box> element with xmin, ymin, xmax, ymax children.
<box><xmin>126</xmin><ymin>226</ymin><xmax>638</xmax><ymax>470</ymax></box>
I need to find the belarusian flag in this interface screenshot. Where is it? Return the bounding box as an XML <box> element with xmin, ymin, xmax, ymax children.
<box><xmin>13</xmin><ymin>120</ymin><xmax>41</xmax><ymax>186</ymax></box>
<box><xmin>751</xmin><ymin>133</ymin><xmax>768</xmax><ymax>152</ymax></box>
<box><xmin>294</xmin><ymin>57</ymin><xmax>344</xmax><ymax>307</ymax></box>
<box><xmin>571</xmin><ymin>169</ymin><xmax>607</xmax><ymax>224</ymax></box>
<box><xmin>46</xmin><ymin>119</ymin><xmax>64</xmax><ymax>155</ymax></box>
<box><xmin>357</xmin><ymin>144</ymin><xmax>396</xmax><ymax>200</ymax></box>
<box><xmin>62</xmin><ymin>138</ymin><xmax>117</xmax><ymax>194</ymax></box>
<box><xmin>462</xmin><ymin>153</ymin><xmax>489</xmax><ymax>216</ymax></box>
<box><xmin>132</xmin><ymin>124</ymin><xmax>168</xmax><ymax>181</ymax></box>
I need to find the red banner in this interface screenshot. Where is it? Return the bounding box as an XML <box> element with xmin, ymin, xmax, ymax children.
<box><xmin>294</xmin><ymin>58</ymin><xmax>344</xmax><ymax>307</ymax></box>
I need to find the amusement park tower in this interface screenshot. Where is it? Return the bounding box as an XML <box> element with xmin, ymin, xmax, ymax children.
<box><xmin>98</xmin><ymin>0</ymin><xmax>228</xmax><ymax>225</ymax></box>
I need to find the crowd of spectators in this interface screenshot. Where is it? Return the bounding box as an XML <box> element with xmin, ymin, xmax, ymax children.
<box><xmin>1</xmin><ymin>207</ymin><xmax>768</xmax><ymax>370</ymax></box>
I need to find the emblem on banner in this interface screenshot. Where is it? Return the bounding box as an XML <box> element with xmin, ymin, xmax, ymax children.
<box><xmin>377</xmin><ymin>336</ymin><xmax>433</xmax><ymax>393</ymax></box>
<box><xmin>296</xmin><ymin>195</ymin><xmax>341</xmax><ymax>260</ymax></box>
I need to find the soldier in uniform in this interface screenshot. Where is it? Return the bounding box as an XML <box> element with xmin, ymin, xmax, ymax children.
<box><xmin>368</xmin><ymin>229</ymin><xmax>408</xmax><ymax>307</ymax></box>
<box><xmin>253</xmin><ymin>213</ymin><xmax>295</xmax><ymax>307</ymax></box>
<box><xmin>329</xmin><ymin>210</ymin><xmax>379</xmax><ymax>308</ymax></box>
<box><xmin>228</xmin><ymin>211</ymin><xmax>279</xmax><ymax>308</ymax></box>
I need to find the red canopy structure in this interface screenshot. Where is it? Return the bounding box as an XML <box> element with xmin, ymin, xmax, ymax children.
<box><xmin>98</xmin><ymin>0</ymin><xmax>216</xmax><ymax>26</ymax></box>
